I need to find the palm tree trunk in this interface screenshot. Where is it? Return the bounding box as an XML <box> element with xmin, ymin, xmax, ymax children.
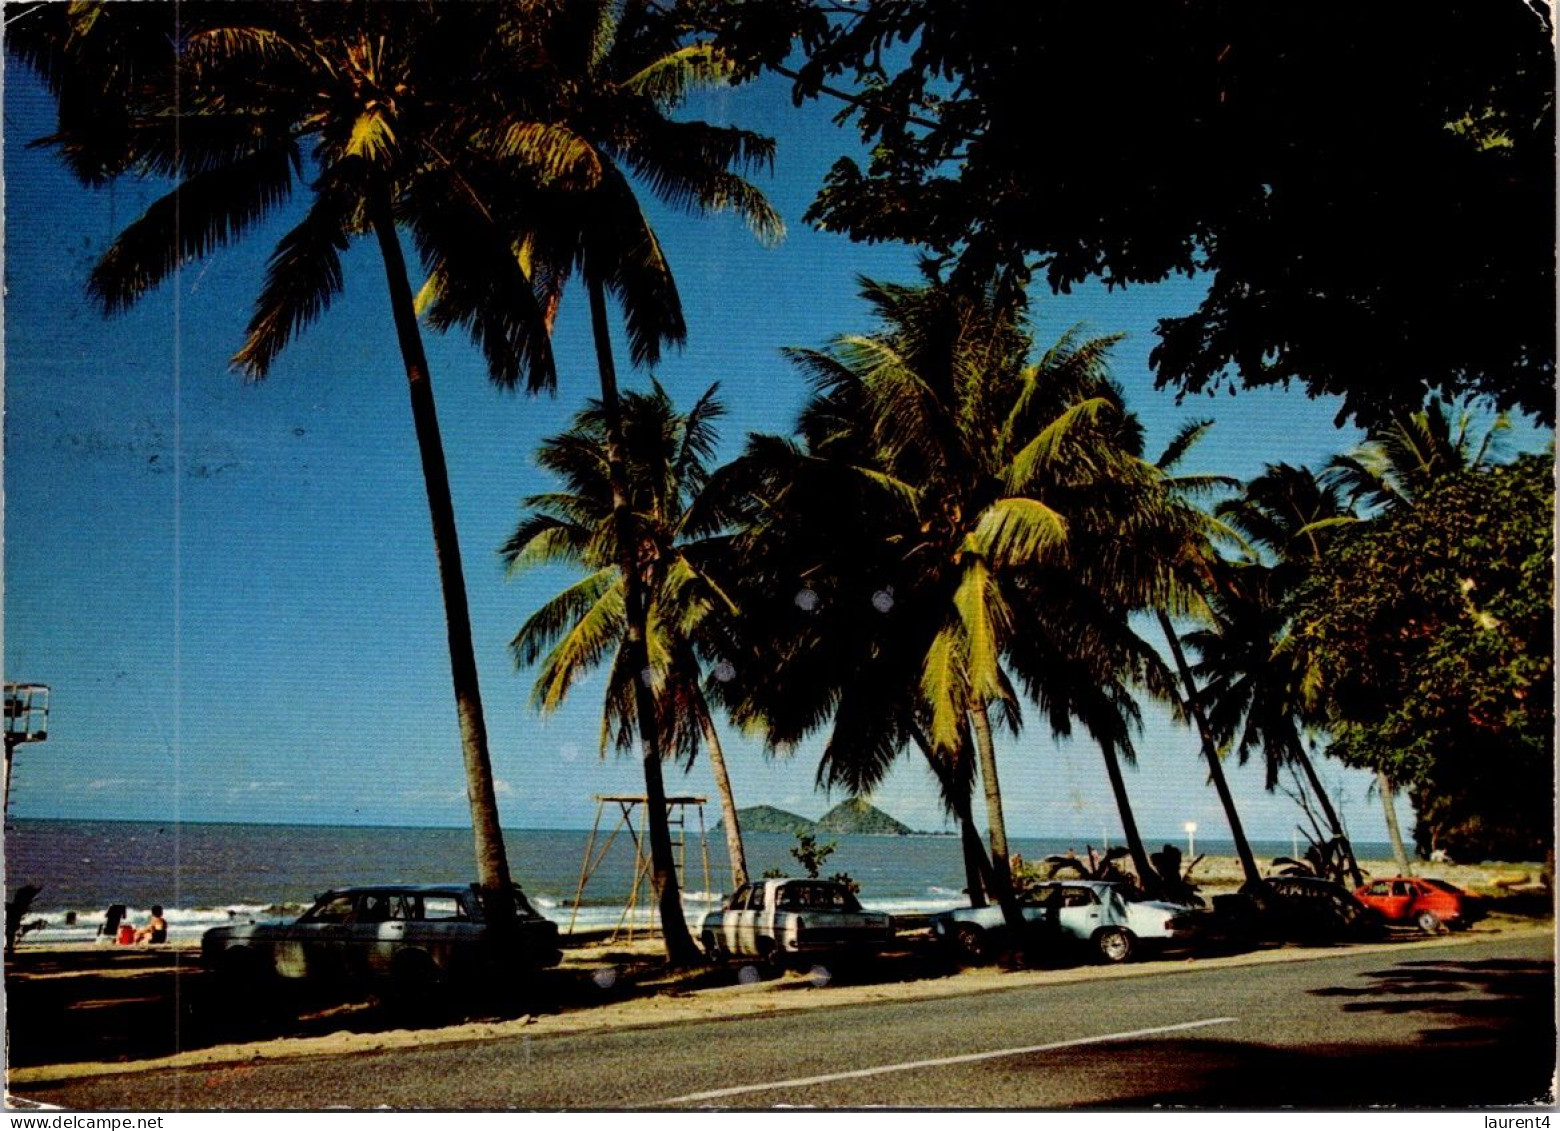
<box><xmin>1293</xmin><ymin>742</ymin><xmax>1364</xmax><ymax>887</ymax></box>
<box><xmin>1097</xmin><ymin>740</ymin><xmax>1160</xmax><ymax>897</ymax></box>
<box><xmin>910</xmin><ymin>724</ymin><xmax>989</xmax><ymax>907</ymax></box>
<box><xmin>587</xmin><ymin>277</ymin><xmax>700</xmax><ymax>965</ymax></box>
<box><xmin>1157</xmin><ymin>612</ymin><xmax>1263</xmax><ymax>887</ymax></box>
<box><xmin>953</xmin><ymin>788</ymin><xmax>997</xmax><ymax>907</ymax></box>
<box><xmin>700</xmin><ymin>714</ymin><xmax>749</xmax><ymax>889</ymax></box>
<box><xmin>968</xmin><ymin>702</ymin><xmax>1014</xmax><ymax>893</ymax></box>
<box><xmin>1378</xmin><ymin>768</ymin><xmax>1413</xmax><ymax>876</ymax></box>
<box><xmin>965</xmin><ymin>707</ymin><xmax>1026</xmax><ymax>931</ymax></box>
<box><xmin>370</xmin><ymin>198</ymin><xmax>515</xmax><ymax>920</ymax></box>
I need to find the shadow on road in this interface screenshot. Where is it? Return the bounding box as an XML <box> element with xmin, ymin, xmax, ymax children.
<box><xmin>1074</xmin><ymin>955</ymin><xmax>1556</xmax><ymax>1108</ymax></box>
<box><xmin>4</xmin><ymin>940</ymin><xmax>953</xmax><ymax>1069</ymax></box>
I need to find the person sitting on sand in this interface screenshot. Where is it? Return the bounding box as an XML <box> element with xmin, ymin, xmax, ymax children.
<box><xmin>134</xmin><ymin>905</ymin><xmax>167</xmax><ymax>945</ymax></box>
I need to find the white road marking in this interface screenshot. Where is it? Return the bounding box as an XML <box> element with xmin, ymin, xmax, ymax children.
<box><xmin>657</xmin><ymin>1015</ymin><xmax>1238</xmax><ymax>1106</ymax></box>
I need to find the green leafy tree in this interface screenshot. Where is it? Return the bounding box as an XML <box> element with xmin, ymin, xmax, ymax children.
<box><xmin>1301</xmin><ymin>453</ymin><xmax>1554</xmax><ymax>862</ymax></box>
<box><xmin>503</xmin><ymin>383</ymin><xmax>751</xmax><ymax>890</ymax></box>
<box><xmin>1322</xmin><ymin>398</ymin><xmax>1519</xmax><ymax>868</ymax></box>
<box><xmin>695</xmin><ymin>2</ymin><xmax>1555</xmax><ymax>426</ymax></box>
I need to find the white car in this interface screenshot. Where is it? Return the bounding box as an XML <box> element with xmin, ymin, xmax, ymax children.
<box><xmin>930</xmin><ymin>879</ymin><xmax>1196</xmax><ymax>964</ymax></box>
<box><xmin>700</xmin><ymin>878</ymin><xmax>893</xmax><ymax>972</ymax></box>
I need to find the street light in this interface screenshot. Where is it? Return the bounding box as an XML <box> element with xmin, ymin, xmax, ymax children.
<box><xmin>1183</xmin><ymin>820</ymin><xmax>1197</xmax><ymax>858</ymax></box>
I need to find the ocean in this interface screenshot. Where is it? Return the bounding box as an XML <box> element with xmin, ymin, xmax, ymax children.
<box><xmin>2</xmin><ymin>819</ymin><xmax>1392</xmax><ymax>944</ymax></box>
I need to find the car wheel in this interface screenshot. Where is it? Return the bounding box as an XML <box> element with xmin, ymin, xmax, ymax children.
<box><xmin>1415</xmin><ymin>910</ymin><xmax>1443</xmax><ymax>935</ymax></box>
<box><xmin>209</xmin><ymin>947</ymin><xmax>272</xmax><ymax>1030</ymax></box>
<box><xmin>953</xmin><ymin>923</ymin><xmax>990</xmax><ymax>963</ymax></box>
<box><xmin>215</xmin><ymin>946</ymin><xmax>262</xmax><ymax>989</ymax></box>
<box><xmin>387</xmin><ymin>950</ymin><xmax>443</xmax><ymax>1019</ymax></box>
<box><xmin>1095</xmin><ymin>928</ymin><xmax>1134</xmax><ymax>964</ymax></box>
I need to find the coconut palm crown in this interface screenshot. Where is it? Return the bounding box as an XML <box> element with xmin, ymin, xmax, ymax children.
<box><xmin>503</xmin><ymin>382</ymin><xmax>752</xmax><ymax>887</ymax></box>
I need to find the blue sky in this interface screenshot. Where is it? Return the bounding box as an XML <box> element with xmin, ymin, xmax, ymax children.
<box><xmin>3</xmin><ymin>58</ymin><xmax>1544</xmax><ymax>847</ymax></box>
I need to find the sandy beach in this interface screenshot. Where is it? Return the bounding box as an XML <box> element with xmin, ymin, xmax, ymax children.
<box><xmin>5</xmin><ymin>856</ymin><xmax>1551</xmax><ymax>1089</ymax></box>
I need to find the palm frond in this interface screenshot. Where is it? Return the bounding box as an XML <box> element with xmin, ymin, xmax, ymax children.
<box><xmin>345</xmin><ymin>107</ymin><xmax>397</xmax><ymax>164</ymax></box>
<box><xmin>672</xmin><ymin>381</ymin><xmax>725</xmax><ymax>489</ymax></box>
<box><xmin>620</xmin><ymin>43</ymin><xmax>732</xmax><ymax>105</ymax></box>
<box><xmin>500</xmin><ymin>515</ymin><xmax>597</xmax><ymax>574</ymax></box>
<box><xmin>588</xmin><ymin>162</ymin><xmax>686</xmax><ymax>366</ymax></box>
<box><xmin>1003</xmin><ymin>396</ymin><xmax>1115</xmax><ymax>493</ymax></box>
<box><xmin>410</xmin><ymin>170</ymin><xmax>559</xmax><ymax>392</ymax></box>
<box><xmin>90</xmin><ymin>142</ymin><xmax>299</xmax><ymax>315</ymax></box>
<box><xmin>920</xmin><ymin>625</ymin><xmax>971</xmax><ymax>757</ymax></box>
<box><xmin>1154</xmin><ymin>419</ymin><xmax>1216</xmax><ymax>472</ymax></box>
<box><xmin>515</xmin><ymin>571</ymin><xmax>625</xmax><ymax>713</ymax></box>
<box><xmin>482</xmin><ymin>120</ymin><xmax>603</xmax><ymax>189</ymax></box>
<box><xmin>964</xmin><ymin>497</ymin><xmax>1068</xmax><ymax>568</ymax></box>
<box><xmin>953</xmin><ymin>559</ymin><xmax>1009</xmax><ymax>704</ymax></box>
<box><xmin>618</xmin><ymin>116</ymin><xmax>782</xmax><ymax>244</ymax></box>
<box><xmin>229</xmin><ymin>173</ymin><xmax>353</xmax><ymax>378</ymax></box>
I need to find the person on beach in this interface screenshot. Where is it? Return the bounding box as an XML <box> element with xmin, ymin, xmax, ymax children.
<box><xmin>134</xmin><ymin>905</ymin><xmax>167</xmax><ymax>945</ymax></box>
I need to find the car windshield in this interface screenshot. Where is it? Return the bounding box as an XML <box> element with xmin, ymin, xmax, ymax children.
<box><xmin>301</xmin><ymin>893</ymin><xmax>357</xmax><ymax>923</ymax></box>
<box><xmin>513</xmin><ymin>887</ymin><xmax>538</xmax><ymax>916</ymax></box>
<box><xmin>1422</xmin><ymin>879</ymin><xmax>1463</xmax><ymax>894</ymax></box>
<box><xmin>778</xmin><ymin>883</ymin><xmax>861</xmax><ymax>912</ymax></box>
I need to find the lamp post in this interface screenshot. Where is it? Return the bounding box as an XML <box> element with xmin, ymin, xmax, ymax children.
<box><xmin>1183</xmin><ymin>821</ymin><xmax>1197</xmax><ymax>859</ymax></box>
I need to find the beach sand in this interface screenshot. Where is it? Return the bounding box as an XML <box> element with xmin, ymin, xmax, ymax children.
<box><xmin>6</xmin><ymin>857</ymin><xmax>1551</xmax><ymax>1089</ymax></box>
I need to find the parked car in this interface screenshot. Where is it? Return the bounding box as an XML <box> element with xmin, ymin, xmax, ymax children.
<box><xmin>699</xmin><ymin>878</ymin><xmax>893</xmax><ymax>972</ymax></box>
<box><xmin>930</xmin><ymin>880</ymin><xmax>1197</xmax><ymax>964</ymax></box>
<box><xmin>1352</xmin><ymin>876</ymin><xmax>1484</xmax><ymax>933</ymax></box>
<box><xmin>201</xmin><ymin>883</ymin><xmax>561</xmax><ymax>992</ymax></box>
<box><xmin>1243</xmin><ymin>875</ymin><xmax>1384</xmax><ymax>940</ymax></box>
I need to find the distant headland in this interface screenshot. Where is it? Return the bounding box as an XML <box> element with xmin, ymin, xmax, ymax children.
<box><xmin>715</xmin><ymin>797</ymin><xmax>946</xmax><ymax>837</ymax></box>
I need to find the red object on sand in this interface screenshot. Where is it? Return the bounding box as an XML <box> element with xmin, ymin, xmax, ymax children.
<box><xmin>117</xmin><ymin>924</ymin><xmax>135</xmax><ymax>945</ymax></box>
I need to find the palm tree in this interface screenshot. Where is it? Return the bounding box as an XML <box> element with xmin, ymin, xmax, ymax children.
<box><xmin>440</xmin><ymin>0</ymin><xmax>781</xmax><ymax>962</ymax></box>
<box><xmin>1185</xmin><ymin>465</ymin><xmax>1365</xmax><ymax>886</ymax></box>
<box><xmin>502</xmin><ymin>383</ymin><xmax>751</xmax><ymax>889</ymax></box>
<box><xmin>719</xmin><ymin>279</ymin><xmax>1203</xmax><ymax>926</ymax></box>
<box><xmin>9</xmin><ymin>1</ymin><xmax>593</xmax><ymax>920</ymax></box>
<box><xmin>1148</xmin><ymin>434</ymin><xmax>1268</xmax><ymax>889</ymax></box>
<box><xmin>1326</xmin><ymin>398</ymin><xmax>1508</xmax><ymax>514</ymax></box>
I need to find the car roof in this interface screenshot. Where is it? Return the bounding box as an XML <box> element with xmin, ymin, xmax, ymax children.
<box><xmin>315</xmin><ymin>883</ymin><xmax>480</xmax><ymax>897</ymax></box>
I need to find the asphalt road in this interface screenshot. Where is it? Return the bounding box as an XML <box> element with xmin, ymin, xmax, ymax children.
<box><xmin>17</xmin><ymin>932</ymin><xmax>1555</xmax><ymax>1110</ymax></box>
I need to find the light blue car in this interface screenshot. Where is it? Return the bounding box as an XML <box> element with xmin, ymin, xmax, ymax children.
<box><xmin>930</xmin><ymin>879</ymin><xmax>1196</xmax><ymax>964</ymax></box>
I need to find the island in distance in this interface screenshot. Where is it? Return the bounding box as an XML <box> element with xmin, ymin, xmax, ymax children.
<box><xmin>715</xmin><ymin>797</ymin><xmax>947</xmax><ymax>836</ymax></box>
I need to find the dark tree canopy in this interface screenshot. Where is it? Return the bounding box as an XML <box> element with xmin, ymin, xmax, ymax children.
<box><xmin>1299</xmin><ymin>453</ymin><xmax>1555</xmax><ymax>861</ymax></box>
<box><xmin>695</xmin><ymin>1</ymin><xmax>1556</xmax><ymax>427</ymax></box>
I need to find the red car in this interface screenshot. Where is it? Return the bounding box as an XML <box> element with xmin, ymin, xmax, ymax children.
<box><xmin>1352</xmin><ymin>876</ymin><xmax>1483</xmax><ymax>933</ymax></box>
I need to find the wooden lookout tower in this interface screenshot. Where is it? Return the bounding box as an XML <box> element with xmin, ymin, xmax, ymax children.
<box><xmin>4</xmin><ymin>684</ymin><xmax>50</xmax><ymax>816</ymax></box>
<box><xmin>570</xmin><ymin>794</ymin><xmax>713</xmax><ymax>941</ymax></box>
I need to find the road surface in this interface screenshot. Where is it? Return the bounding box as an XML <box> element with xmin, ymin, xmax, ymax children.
<box><xmin>15</xmin><ymin>932</ymin><xmax>1554</xmax><ymax>1110</ymax></box>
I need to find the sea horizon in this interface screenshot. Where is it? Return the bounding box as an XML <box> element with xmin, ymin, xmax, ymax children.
<box><xmin>2</xmin><ymin>812</ymin><xmax>1392</xmax><ymax>851</ymax></box>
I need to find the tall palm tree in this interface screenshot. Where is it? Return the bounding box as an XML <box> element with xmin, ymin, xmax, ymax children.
<box><xmin>502</xmin><ymin>383</ymin><xmax>751</xmax><ymax>889</ymax></box>
<box><xmin>439</xmin><ymin>0</ymin><xmax>782</xmax><ymax>962</ymax></box>
<box><xmin>10</xmin><ymin>1</ymin><xmax>589</xmax><ymax>920</ymax></box>
<box><xmin>1149</xmin><ymin>433</ymin><xmax>1268</xmax><ymax>889</ymax></box>
<box><xmin>1185</xmin><ymin>465</ymin><xmax>1365</xmax><ymax>886</ymax></box>
<box><xmin>719</xmin><ymin>279</ymin><xmax>1201</xmax><ymax>925</ymax></box>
